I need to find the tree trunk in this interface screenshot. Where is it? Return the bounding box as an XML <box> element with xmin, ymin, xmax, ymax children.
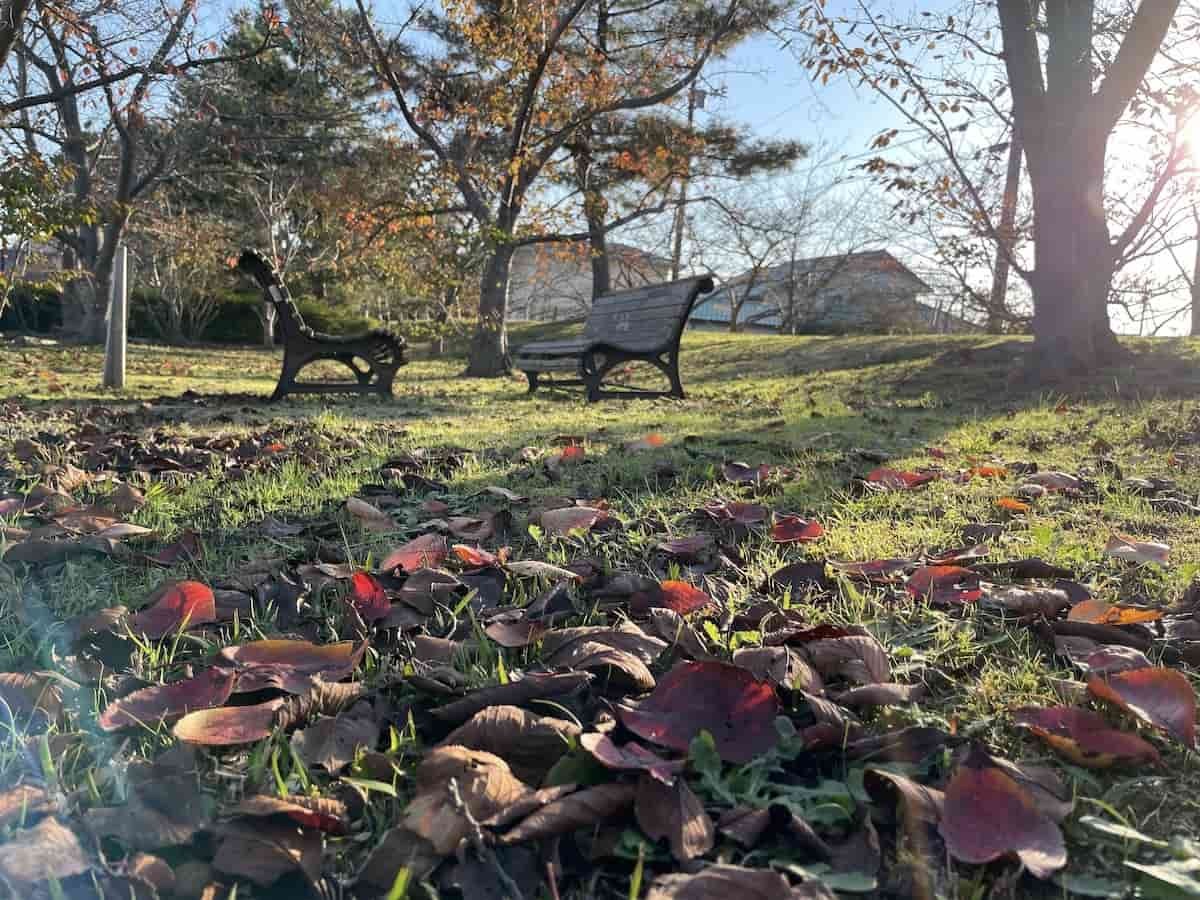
<box><xmin>987</xmin><ymin>134</ymin><xmax>1023</xmax><ymax>334</ymax></box>
<box><xmin>1191</xmin><ymin>210</ymin><xmax>1200</xmax><ymax>338</ymax></box>
<box><xmin>1026</xmin><ymin>139</ymin><xmax>1118</xmax><ymax>377</ymax></box>
<box><xmin>589</xmin><ymin>227</ymin><xmax>611</xmax><ymax>300</ymax></box>
<box><xmin>465</xmin><ymin>242</ymin><xmax>514</xmax><ymax>376</ymax></box>
<box><xmin>260</xmin><ymin>301</ymin><xmax>277</xmax><ymax>347</ymax></box>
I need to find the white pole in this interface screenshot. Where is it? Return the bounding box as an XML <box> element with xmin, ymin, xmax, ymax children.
<box><xmin>103</xmin><ymin>245</ymin><xmax>127</xmax><ymax>389</ymax></box>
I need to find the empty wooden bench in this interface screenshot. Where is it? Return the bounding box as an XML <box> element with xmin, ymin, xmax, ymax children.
<box><xmin>237</xmin><ymin>249</ymin><xmax>407</xmax><ymax>402</ymax></box>
<box><xmin>513</xmin><ymin>275</ymin><xmax>713</xmax><ymax>401</ymax></box>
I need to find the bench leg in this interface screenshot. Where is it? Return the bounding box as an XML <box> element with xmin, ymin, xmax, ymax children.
<box><xmin>664</xmin><ymin>350</ymin><xmax>685</xmax><ymax>399</ymax></box>
<box><xmin>525</xmin><ymin>371</ymin><xmax>540</xmax><ymax>393</ymax></box>
<box><xmin>271</xmin><ymin>354</ymin><xmax>300</xmax><ymax>402</ymax></box>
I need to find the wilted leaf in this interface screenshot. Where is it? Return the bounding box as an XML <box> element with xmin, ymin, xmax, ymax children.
<box><xmin>173</xmin><ymin>698</ymin><xmax>285</xmax><ymax>745</ymax></box>
<box><xmin>656</xmin><ymin>535</ymin><xmax>713</xmax><ymax>559</ymax></box>
<box><xmin>906</xmin><ymin>566</ymin><xmax>981</xmax><ymax>605</ymax></box>
<box><xmin>701</xmin><ymin>500</ymin><xmax>769</xmax><ymax>525</ymax></box>
<box><xmin>0</xmin><ymin>785</ymin><xmax>51</xmax><ymax>830</ymax></box>
<box><xmin>1026</xmin><ymin>471</ymin><xmax>1083</xmax><ymax>492</ymax></box>
<box><xmin>1068</xmin><ymin>599</ymin><xmax>1162</xmax><ymax>625</ymax></box>
<box><xmin>99</xmin><ymin>668</ymin><xmax>236</xmax><ymax>731</ymax></box>
<box><xmin>939</xmin><ymin>745</ymin><xmax>1066</xmax><ymax>878</ymax></box>
<box><xmin>645</xmin><ymin>864</ymin><xmax>819</xmax><ymax>900</ymax></box>
<box><xmin>635</xmin><ymin>774</ymin><xmax>714</xmax><ymax>862</ymax></box>
<box><xmin>128</xmin><ymin>581</ymin><xmax>217</xmax><ymax>639</ymax></box>
<box><xmin>403</xmin><ymin>746</ymin><xmax>530</xmax><ymax>854</ymax></box>
<box><xmin>800</xmin><ymin>633</ymin><xmax>890</xmax><ymax>685</ymax></box>
<box><xmin>828</xmin><ymin>557</ymin><xmax>913</xmax><ymax>582</ymax></box>
<box><xmin>212</xmin><ymin>819</ymin><xmax>322</xmax><ymax>886</ymax></box>
<box><xmin>579</xmin><ymin>733</ymin><xmax>685</xmax><ymax>783</ymax></box>
<box><xmin>832</xmin><ymin>682</ymin><xmax>925</xmax><ymax>708</ymax></box>
<box><xmin>1104</xmin><ymin>534</ymin><xmax>1169</xmax><ymax>565</ymax></box>
<box><xmin>219</xmin><ymin>639</ymin><xmax>367</xmax><ymax>693</ymax></box>
<box><xmin>0</xmin><ymin>671</ymin><xmax>64</xmax><ymax>727</ymax></box>
<box><xmin>626</xmin><ymin>433</ymin><xmax>666</xmax><ymax>452</ymax></box>
<box><xmin>770</xmin><ymin>515</ymin><xmax>824</xmax><ymax>543</ymax></box>
<box><xmin>866</xmin><ymin>467</ymin><xmax>938</xmax><ymax>490</ymax></box>
<box><xmin>732</xmin><ymin>646</ymin><xmax>822</xmax><ymax>693</ymax></box>
<box><xmin>1088</xmin><ymin>667</ymin><xmax>1196</xmax><ymax>747</ymax></box>
<box><xmin>431</xmin><ymin>672</ymin><xmax>593</xmax><ymax>725</ymax></box>
<box><xmin>996</xmin><ymin>497</ymin><xmax>1032</xmax><ymax>513</ymax></box>
<box><xmin>347</xmin><ymin>571</ymin><xmax>391</xmax><ymax>623</ymax></box>
<box><xmin>540</xmin><ymin>506</ymin><xmax>607</xmax><ymax>536</ymax></box>
<box><xmin>968</xmin><ymin>465</ymin><xmax>1008</xmax><ymax>479</ymax></box>
<box><xmin>497</xmin><ymin>782</ymin><xmax>636</xmax><ymax>845</ymax></box>
<box><xmin>723</xmin><ymin>462</ymin><xmax>771</xmax><ymax>484</ymax></box>
<box><xmin>233</xmin><ymin>794</ymin><xmax>349</xmax><ymax>834</ymax></box>
<box><xmin>981</xmin><ymin>583</ymin><xmax>1071</xmax><ymax>617</ymax></box>
<box><xmin>439</xmin><ymin>705</ymin><xmax>580</xmax><ymax>785</ymax></box>
<box><xmin>655</xmin><ymin>580</ymin><xmax>715</xmax><ymax>616</ymax></box>
<box><xmin>618</xmin><ymin>661</ymin><xmax>780</xmax><ymax>764</ymax></box>
<box><xmin>863</xmin><ymin>769</ymin><xmax>944</xmax><ymax>826</ymax></box>
<box><xmin>504</xmin><ymin>559</ymin><xmax>582</xmax><ymax>580</ymax></box>
<box><xmin>0</xmin><ymin>817</ymin><xmax>91</xmax><ymax>887</ymax></box>
<box><xmin>484</xmin><ymin>617</ymin><xmax>545</xmax><ymax>647</ymax></box>
<box><xmin>346</xmin><ymin>497</ymin><xmax>394</xmax><ymax>532</ymax></box>
<box><xmin>109</xmin><ymin>482</ymin><xmax>147</xmax><ymax>514</ymax></box>
<box><xmin>1013</xmin><ymin>706</ymin><xmax>1160</xmax><ymax>768</ymax></box>
<box><xmin>291</xmin><ymin>711</ymin><xmax>380</xmax><ymax>772</ymax></box>
<box><xmin>454</xmin><ymin>544</ymin><xmax>502</xmax><ymax>567</ymax></box>
<box><xmin>381</xmin><ymin>533</ymin><xmax>449</xmax><ymax>572</ymax></box>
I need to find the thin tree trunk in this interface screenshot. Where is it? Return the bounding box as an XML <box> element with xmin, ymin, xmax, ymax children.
<box><xmin>987</xmin><ymin>134</ymin><xmax>1023</xmax><ymax>333</ymax></box>
<box><xmin>465</xmin><ymin>242</ymin><xmax>514</xmax><ymax>376</ymax></box>
<box><xmin>0</xmin><ymin>0</ymin><xmax>32</xmax><ymax>72</ymax></box>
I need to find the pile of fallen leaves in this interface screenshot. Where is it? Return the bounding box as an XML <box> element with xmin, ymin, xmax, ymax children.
<box><xmin>0</xmin><ymin>428</ymin><xmax>1198</xmax><ymax>899</ymax></box>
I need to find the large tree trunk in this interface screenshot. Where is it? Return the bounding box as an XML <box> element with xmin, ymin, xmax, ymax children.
<box><xmin>465</xmin><ymin>242</ymin><xmax>514</xmax><ymax>377</ymax></box>
<box><xmin>0</xmin><ymin>0</ymin><xmax>32</xmax><ymax>72</ymax></box>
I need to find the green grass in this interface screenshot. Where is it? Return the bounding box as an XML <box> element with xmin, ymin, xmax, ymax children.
<box><xmin>3</xmin><ymin>331</ymin><xmax>1200</xmax><ymax>897</ymax></box>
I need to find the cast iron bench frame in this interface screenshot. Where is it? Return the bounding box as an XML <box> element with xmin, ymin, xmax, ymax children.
<box><xmin>237</xmin><ymin>249</ymin><xmax>407</xmax><ymax>402</ymax></box>
<box><xmin>512</xmin><ymin>275</ymin><xmax>713</xmax><ymax>401</ymax></box>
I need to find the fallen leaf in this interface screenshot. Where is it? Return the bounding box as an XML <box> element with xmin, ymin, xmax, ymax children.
<box><xmin>866</xmin><ymin>467</ymin><xmax>938</xmax><ymax>490</ymax></box>
<box><xmin>540</xmin><ymin>506</ymin><xmax>607</xmax><ymax>536</ymax></box>
<box><xmin>233</xmin><ymin>795</ymin><xmax>349</xmax><ymax>834</ymax></box>
<box><xmin>1104</xmin><ymin>534</ymin><xmax>1169</xmax><ymax>565</ymax></box>
<box><xmin>439</xmin><ymin>705</ymin><xmax>580</xmax><ymax>784</ymax></box>
<box><xmin>219</xmin><ymin>639</ymin><xmax>367</xmax><ymax>693</ymax></box>
<box><xmin>770</xmin><ymin>515</ymin><xmax>824</xmax><ymax>543</ymax></box>
<box><xmin>291</xmin><ymin>711</ymin><xmax>380</xmax><ymax>772</ymax></box>
<box><xmin>799</xmin><ymin>633</ymin><xmax>890</xmax><ymax>685</ymax></box>
<box><xmin>656</xmin><ymin>535</ymin><xmax>713</xmax><ymax>559</ymax></box>
<box><xmin>722</xmin><ymin>462</ymin><xmax>771</xmax><ymax>484</ymax></box>
<box><xmin>1068</xmin><ymin>599</ymin><xmax>1162</xmax><ymax>626</ymax></box>
<box><xmin>99</xmin><ymin>668</ymin><xmax>237</xmax><ymax>731</ymax></box>
<box><xmin>906</xmin><ymin>566</ymin><xmax>982</xmax><ymax>605</ymax></box>
<box><xmin>982</xmin><ymin>584</ymin><xmax>1071</xmax><ymax>617</ymax></box>
<box><xmin>0</xmin><ymin>785</ymin><xmax>51</xmax><ymax>829</ymax></box>
<box><xmin>732</xmin><ymin>647</ymin><xmax>822</xmax><ymax>692</ymax></box>
<box><xmin>431</xmin><ymin>671</ymin><xmax>593</xmax><ymax>725</ymax></box>
<box><xmin>996</xmin><ymin>497</ymin><xmax>1032</xmax><ymax>513</ymax></box>
<box><xmin>655</xmin><ymin>580</ymin><xmax>715</xmax><ymax>616</ymax></box>
<box><xmin>381</xmin><ymin>533</ymin><xmax>449</xmax><ymax>572</ymax></box>
<box><xmin>347</xmin><ymin>571</ymin><xmax>391</xmax><ymax>623</ymax></box>
<box><xmin>635</xmin><ymin>774</ymin><xmax>714</xmax><ymax>862</ymax></box>
<box><xmin>701</xmin><ymin>500</ymin><xmax>769</xmax><ymax>525</ymax></box>
<box><xmin>504</xmin><ymin>559</ymin><xmax>582</xmax><ymax>580</ymax></box>
<box><xmin>1012</xmin><ymin>706</ymin><xmax>1160</xmax><ymax>768</ymax></box>
<box><xmin>645</xmin><ymin>864</ymin><xmax>820</xmax><ymax>900</ymax></box>
<box><xmin>110</xmin><ymin>482</ymin><xmax>147</xmax><ymax>514</ymax></box>
<box><xmin>346</xmin><ymin>496</ymin><xmax>394</xmax><ymax>533</ymax></box>
<box><xmin>0</xmin><ymin>817</ymin><xmax>91</xmax><ymax>887</ymax></box>
<box><xmin>1026</xmin><ymin>471</ymin><xmax>1082</xmax><ymax>492</ymax></box>
<box><xmin>1088</xmin><ymin>667</ymin><xmax>1196</xmax><ymax>747</ymax></box>
<box><xmin>618</xmin><ymin>661</ymin><xmax>780</xmax><ymax>764</ymax></box>
<box><xmin>496</xmin><ymin>782</ymin><xmax>636</xmax><ymax>845</ymax></box>
<box><xmin>453</xmin><ymin>544</ymin><xmax>502</xmax><ymax>567</ymax></box>
<box><xmin>969</xmin><ymin>465</ymin><xmax>1008</xmax><ymax>479</ymax></box>
<box><xmin>579</xmin><ymin>733</ymin><xmax>685</xmax><ymax>783</ymax></box>
<box><xmin>828</xmin><ymin>557</ymin><xmax>913</xmax><ymax>582</ymax></box>
<box><xmin>212</xmin><ymin>819</ymin><xmax>322</xmax><ymax>886</ymax></box>
<box><xmin>128</xmin><ymin>581</ymin><xmax>217</xmax><ymax>639</ymax></box>
<box><xmin>832</xmin><ymin>682</ymin><xmax>925</xmax><ymax>708</ymax></box>
<box><xmin>863</xmin><ymin>769</ymin><xmax>944</xmax><ymax>826</ymax></box>
<box><xmin>173</xmin><ymin>698</ymin><xmax>285</xmax><ymax>745</ymax></box>
<box><xmin>939</xmin><ymin>745</ymin><xmax>1066</xmax><ymax>878</ymax></box>
<box><xmin>626</xmin><ymin>433</ymin><xmax>666</xmax><ymax>452</ymax></box>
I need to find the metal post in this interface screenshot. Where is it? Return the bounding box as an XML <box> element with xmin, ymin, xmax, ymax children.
<box><xmin>103</xmin><ymin>244</ymin><xmax>127</xmax><ymax>389</ymax></box>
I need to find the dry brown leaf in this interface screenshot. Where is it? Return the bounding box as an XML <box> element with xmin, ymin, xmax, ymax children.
<box><xmin>0</xmin><ymin>817</ymin><xmax>91</xmax><ymax>886</ymax></box>
<box><xmin>635</xmin><ymin>775</ymin><xmax>714</xmax><ymax>862</ymax></box>
<box><xmin>290</xmin><ymin>711</ymin><xmax>380</xmax><ymax>772</ymax></box>
<box><xmin>496</xmin><ymin>782</ymin><xmax>636</xmax><ymax>845</ymax></box>
<box><xmin>212</xmin><ymin>819</ymin><xmax>322</xmax><ymax>886</ymax></box>
<box><xmin>439</xmin><ymin>705</ymin><xmax>580</xmax><ymax>785</ymax></box>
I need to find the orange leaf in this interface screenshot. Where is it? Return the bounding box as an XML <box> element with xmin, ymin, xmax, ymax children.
<box><xmin>1067</xmin><ymin>599</ymin><xmax>1162</xmax><ymax>626</ymax></box>
<box><xmin>128</xmin><ymin>581</ymin><xmax>216</xmax><ymax>639</ymax></box>
<box><xmin>1088</xmin><ymin>667</ymin><xmax>1197</xmax><ymax>747</ymax></box>
<box><xmin>996</xmin><ymin>497</ymin><xmax>1031</xmax><ymax>513</ymax></box>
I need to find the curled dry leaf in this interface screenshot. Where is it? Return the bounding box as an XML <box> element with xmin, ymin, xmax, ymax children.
<box><xmin>212</xmin><ymin>819</ymin><xmax>323</xmax><ymax>887</ymax></box>
<box><xmin>218</xmin><ymin>639</ymin><xmax>367</xmax><ymax>693</ymax></box>
<box><xmin>828</xmin><ymin>557</ymin><xmax>913</xmax><ymax>582</ymax></box>
<box><xmin>347</xmin><ymin>571</ymin><xmax>390</xmax><ymax>623</ymax></box>
<box><xmin>0</xmin><ymin>671</ymin><xmax>64</xmax><ymax>727</ymax></box>
<box><xmin>381</xmin><ymin>533</ymin><xmax>449</xmax><ymax>572</ymax></box>
<box><xmin>769</xmin><ymin>515</ymin><xmax>823</xmax><ymax>544</ymax></box>
<box><xmin>1012</xmin><ymin>706</ymin><xmax>1160</xmax><ymax>768</ymax></box>
<box><xmin>439</xmin><ymin>705</ymin><xmax>581</xmax><ymax>785</ymax></box>
<box><xmin>996</xmin><ymin>497</ymin><xmax>1032</xmax><ymax>513</ymax></box>
<box><xmin>832</xmin><ymin>682</ymin><xmax>925</xmax><ymax>708</ymax></box>
<box><xmin>1088</xmin><ymin>667</ymin><xmax>1196</xmax><ymax>747</ymax></box>
<box><xmin>453</xmin><ymin>543</ymin><xmax>502</xmax><ymax>567</ymax></box>
<box><xmin>1026</xmin><ymin>471</ymin><xmax>1083</xmax><ymax>492</ymax></box>
<box><xmin>863</xmin><ymin>769</ymin><xmax>944</xmax><ymax>826</ymax></box>
<box><xmin>645</xmin><ymin>864</ymin><xmax>815</xmax><ymax>900</ymax></box>
<box><xmin>496</xmin><ymin>782</ymin><xmax>636</xmax><ymax>845</ymax></box>
<box><xmin>291</xmin><ymin>712</ymin><xmax>380</xmax><ymax>773</ymax></box>
<box><xmin>939</xmin><ymin>746</ymin><xmax>1066</xmax><ymax>878</ymax></box>
<box><xmin>732</xmin><ymin>646</ymin><xmax>822</xmax><ymax>693</ymax></box>
<box><xmin>99</xmin><ymin>667</ymin><xmax>236</xmax><ymax>731</ymax></box>
<box><xmin>0</xmin><ymin>817</ymin><xmax>91</xmax><ymax>887</ymax></box>
<box><xmin>579</xmin><ymin>732</ymin><xmax>685</xmax><ymax>784</ymax></box>
<box><xmin>128</xmin><ymin>580</ymin><xmax>217</xmax><ymax>639</ymax></box>
<box><xmin>800</xmin><ymin>634</ymin><xmax>890</xmax><ymax>685</ymax></box>
<box><xmin>906</xmin><ymin>566</ymin><xmax>982</xmax><ymax>605</ymax></box>
<box><xmin>540</xmin><ymin>505</ymin><xmax>607</xmax><ymax>536</ymax></box>
<box><xmin>402</xmin><ymin>746</ymin><xmax>530</xmax><ymax>855</ymax></box>
<box><xmin>722</xmin><ymin>462</ymin><xmax>771</xmax><ymax>484</ymax></box>
<box><xmin>233</xmin><ymin>795</ymin><xmax>350</xmax><ymax>834</ymax></box>
<box><xmin>701</xmin><ymin>500</ymin><xmax>769</xmax><ymax>525</ymax></box>
<box><xmin>505</xmin><ymin>559</ymin><xmax>583</xmax><ymax>581</ymax></box>
<box><xmin>345</xmin><ymin>497</ymin><xmax>393</xmax><ymax>533</ymax></box>
<box><xmin>431</xmin><ymin>671</ymin><xmax>594</xmax><ymax>725</ymax></box>
<box><xmin>1104</xmin><ymin>533</ymin><xmax>1169</xmax><ymax>565</ymax></box>
<box><xmin>1068</xmin><ymin>598</ymin><xmax>1162</xmax><ymax>625</ymax></box>
<box><xmin>618</xmin><ymin>661</ymin><xmax>780</xmax><ymax>764</ymax></box>
<box><xmin>173</xmin><ymin>698</ymin><xmax>285</xmax><ymax>745</ymax></box>
<box><xmin>635</xmin><ymin>774</ymin><xmax>714</xmax><ymax>862</ymax></box>
<box><xmin>866</xmin><ymin>467</ymin><xmax>938</xmax><ymax>490</ymax></box>
<box><xmin>656</xmin><ymin>534</ymin><xmax>713</xmax><ymax>559</ymax></box>
<box><xmin>981</xmin><ymin>583</ymin><xmax>1071</xmax><ymax>617</ymax></box>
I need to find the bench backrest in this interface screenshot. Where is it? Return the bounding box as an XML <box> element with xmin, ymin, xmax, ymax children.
<box><xmin>236</xmin><ymin>249</ymin><xmax>310</xmax><ymax>340</ymax></box>
<box><xmin>581</xmin><ymin>275</ymin><xmax>714</xmax><ymax>354</ymax></box>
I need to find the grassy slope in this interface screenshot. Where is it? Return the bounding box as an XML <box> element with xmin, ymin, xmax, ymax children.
<box><xmin>3</xmin><ymin>330</ymin><xmax>1200</xmax><ymax>896</ymax></box>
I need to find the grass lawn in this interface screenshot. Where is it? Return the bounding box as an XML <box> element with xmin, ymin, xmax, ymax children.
<box><xmin>2</xmin><ymin>331</ymin><xmax>1200</xmax><ymax>899</ymax></box>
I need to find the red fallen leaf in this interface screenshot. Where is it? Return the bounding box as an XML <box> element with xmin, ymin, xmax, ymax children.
<box><xmin>579</xmin><ymin>733</ymin><xmax>685</xmax><ymax>784</ymax></box>
<box><xmin>1012</xmin><ymin>706</ymin><xmax>1160</xmax><ymax>768</ymax></box>
<box><xmin>453</xmin><ymin>544</ymin><xmax>502</xmax><ymax>567</ymax></box>
<box><xmin>700</xmin><ymin>500</ymin><xmax>769</xmax><ymax>525</ymax></box>
<box><xmin>1088</xmin><ymin>667</ymin><xmax>1197</xmax><ymax>747</ymax></box>
<box><xmin>996</xmin><ymin>497</ymin><xmax>1031</xmax><ymax>513</ymax></box>
<box><xmin>968</xmin><ymin>465</ymin><xmax>1008</xmax><ymax>479</ymax></box>
<box><xmin>1067</xmin><ymin>599</ymin><xmax>1162</xmax><ymax>626</ymax></box>
<box><xmin>906</xmin><ymin>566</ymin><xmax>981</xmax><ymax>604</ymax></box>
<box><xmin>828</xmin><ymin>557</ymin><xmax>913</xmax><ymax>581</ymax></box>
<box><xmin>939</xmin><ymin>745</ymin><xmax>1066</xmax><ymax>878</ymax></box>
<box><xmin>626</xmin><ymin>433</ymin><xmax>666</xmax><ymax>452</ymax></box>
<box><xmin>657</xmin><ymin>581</ymin><xmax>714</xmax><ymax>616</ymax></box>
<box><xmin>173</xmin><ymin>698</ymin><xmax>285</xmax><ymax>745</ymax></box>
<box><xmin>548</xmin><ymin>445</ymin><xmax>586</xmax><ymax>467</ymax></box>
<box><xmin>99</xmin><ymin>668</ymin><xmax>237</xmax><ymax>731</ymax></box>
<box><xmin>265</xmin><ymin>441</ymin><xmax>286</xmax><ymax>453</ymax></box>
<box><xmin>866</xmin><ymin>467</ymin><xmax>938</xmax><ymax>490</ymax></box>
<box><xmin>540</xmin><ymin>506</ymin><xmax>606</xmax><ymax>536</ymax></box>
<box><xmin>655</xmin><ymin>535</ymin><xmax>713</xmax><ymax>559</ymax></box>
<box><xmin>381</xmin><ymin>533</ymin><xmax>449</xmax><ymax>572</ymax></box>
<box><xmin>233</xmin><ymin>794</ymin><xmax>349</xmax><ymax>835</ymax></box>
<box><xmin>145</xmin><ymin>529</ymin><xmax>202</xmax><ymax>566</ymax></box>
<box><xmin>722</xmin><ymin>462</ymin><xmax>771</xmax><ymax>484</ymax></box>
<box><xmin>128</xmin><ymin>581</ymin><xmax>216</xmax><ymax>638</ymax></box>
<box><xmin>769</xmin><ymin>515</ymin><xmax>823</xmax><ymax>544</ymax></box>
<box><xmin>347</xmin><ymin>572</ymin><xmax>390</xmax><ymax>623</ymax></box>
<box><xmin>617</xmin><ymin>661</ymin><xmax>780</xmax><ymax>764</ymax></box>
<box><xmin>219</xmin><ymin>639</ymin><xmax>367</xmax><ymax>692</ymax></box>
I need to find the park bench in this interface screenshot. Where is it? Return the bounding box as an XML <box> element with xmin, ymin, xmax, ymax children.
<box><xmin>237</xmin><ymin>249</ymin><xmax>407</xmax><ymax>402</ymax></box>
<box><xmin>513</xmin><ymin>275</ymin><xmax>714</xmax><ymax>401</ymax></box>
